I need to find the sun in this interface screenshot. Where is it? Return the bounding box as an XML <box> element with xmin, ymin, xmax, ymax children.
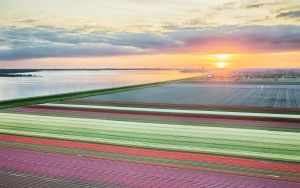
<box><xmin>213</xmin><ymin>54</ymin><xmax>231</xmax><ymax>68</ymax></box>
<box><xmin>216</xmin><ymin>62</ymin><xmax>227</xmax><ymax>69</ymax></box>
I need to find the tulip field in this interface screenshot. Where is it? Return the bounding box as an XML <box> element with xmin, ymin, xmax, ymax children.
<box><xmin>1</xmin><ymin>81</ymin><xmax>300</xmax><ymax>187</ymax></box>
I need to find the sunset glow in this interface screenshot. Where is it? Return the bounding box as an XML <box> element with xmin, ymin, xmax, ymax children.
<box><xmin>215</xmin><ymin>54</ymin><xmax>231</xmax><ymax>60</ymax></box>
<box><xmin>0</xmin><ymin>0</ymin><xmax>299</xmax><ymax>69</ymax></box>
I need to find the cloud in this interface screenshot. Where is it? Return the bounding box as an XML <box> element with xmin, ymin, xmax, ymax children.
<box><xmin>277</xmin><ymin>10</ymin><xmax>300</xmax><ymax>18</ymax></box>
<box><xmin>0</xmin><ymin>25</ymin><xmax>299</xmax><ymax>60</ymax></box>
<box><xmin>16</xmin><ymin>19</ymin><xmax>37</xmax><ymax>24</ymax></box>
<box><xmin>246</xmin><ymin>3</ymin><xmax>266</xmax><ymax>9</ymax></box>
<box><xmin>167</xmin><ymin>25</ymin><xmax>300</xmax><ymax>53</ymax></box>
<box><xmin>215</xmin><ymin>2</ymin><xmax>237</xmax><ymax>11</ymax></box>
<box><xmin>0</xmin><ymin>44</ymin><xmax>147</xmax><ymax>60</ymax></box>
<box><xmin>0</xmin><ymin>27</ymin><xmax>149</xmax><ymax>60</ymax></box>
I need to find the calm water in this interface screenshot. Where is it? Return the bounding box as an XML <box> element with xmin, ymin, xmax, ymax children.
<box><xmin>0</xmin><ymin>70</ymin><xmax>198</xmax><ymax>101</ymax></box>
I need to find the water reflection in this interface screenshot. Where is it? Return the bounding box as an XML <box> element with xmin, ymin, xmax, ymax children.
<box><xmin>0</xmin><ymin>70</ymin><xmax>198</xmax><ymax>101</ymax></box>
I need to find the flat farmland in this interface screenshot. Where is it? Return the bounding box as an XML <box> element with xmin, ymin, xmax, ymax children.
<box><xmin>1</xmin><ymin>109</ymin><xmax>300</xmax><ymax>187</ymax></box>
<box><xmin>81</xmin><ymin>83</ymin><xmax>300</xmax><ymax>108</ymax></box>
<box><xmin>1</xmin><ymin>79</ymin><xmax>300</xmax><ymax>187</ymax></box>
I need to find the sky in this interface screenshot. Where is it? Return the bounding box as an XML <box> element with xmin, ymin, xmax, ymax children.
<box><xmin>0</xmin><ymin>0</ymin><xmax>299</xmax><ymax>69</ymax></box>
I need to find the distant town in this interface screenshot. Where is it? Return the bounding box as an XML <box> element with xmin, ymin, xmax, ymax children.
<box><xmin>1</xmin><ymin>68</ymin><xmax>300</xmax><ymax>83</ymax></box>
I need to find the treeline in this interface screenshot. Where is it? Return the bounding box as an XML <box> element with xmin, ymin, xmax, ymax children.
<box><xmin>0</xmin><ymin>69</ymin><xmax>38</xmax><ymax>77</ymax></box>
<box><xmin>0</xmin><ymin>69</ymin><xmax>38</xmax><ymax>74</ymax></box>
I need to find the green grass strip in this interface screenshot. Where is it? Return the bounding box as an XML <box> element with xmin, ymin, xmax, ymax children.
<box><xmin>1</xmin><ymin>113</ymin><xmax>299</xmax><ymax>142</ymax></box>
<box><xmin>0</xmin><ymin>116</ymin><xmax>300</xmax><ymax>147</ymax></box>
<box><xmin>1</xmin><ymin>113</ymin><xmax>299</xmax><ymax>162</ymax></box>
<box><xmin>0</xmin><ymin>119</ymin><xmax>298</xmax><ymax>150</ymax></box>
<box><xmin>8</xmin><ymin>110</ymin><xmax>299</xmax><ymax>133</ymax></box>
<box><xmin>1</xmin><ymin>123</ymin><xmax>298</xmax><ymax>153</ymax></box>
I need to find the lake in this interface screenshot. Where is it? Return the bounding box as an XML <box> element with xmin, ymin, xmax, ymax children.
<box><xmin>0</xmin><ymin>70</ymin><xmax>198</xmax><ymax>101</ymax></box>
